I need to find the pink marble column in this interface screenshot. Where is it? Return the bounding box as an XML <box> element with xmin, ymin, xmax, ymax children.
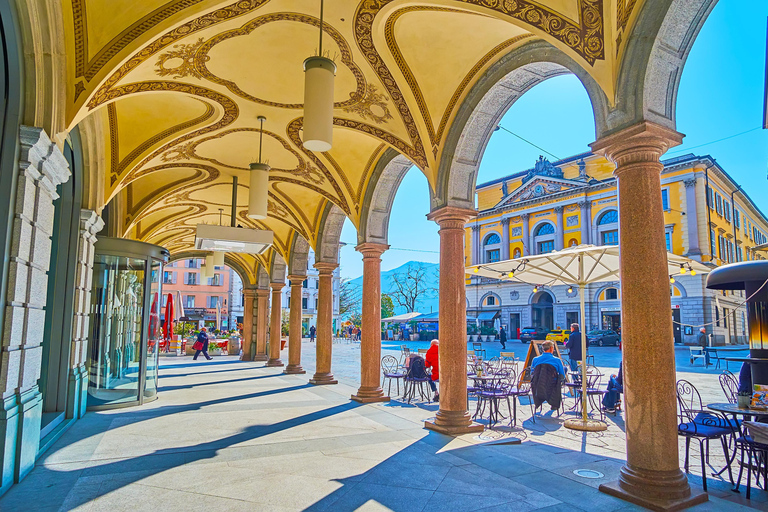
<box><xmin>424</xmin><ymin>207</ymin><xmax>483</xmax><ymax>435</ymax></box>
<box><xmin>592</xmin><ymin>122</ymin><xmax>707</xmax><ymax>510</ymax></box>
<box><xmin>254</xmin><ymin>289</ymin><xmax>269</xmax><ymax>362</ymax></box>
<box><xmin>266</xmin><ymin>283</ymin><xmax>284</xmax><ymax>367</ymax></box>
<box><xmin>352</xmin><ymin>243</ymin><xmax>390</xmax><ymax>403</ymax></box>
<box><xmin>309</xmin><ymin>263</ymin><xmax>338</xmax><ymax>385</ymax></box>
<box><xmin>240</xmin><ymin>289</ymin><xmax>257</xmax><ymax>361</ymax></box>
<box><xmin>284</xmin><ymin>276</ymin><xmax>306</xmax><ymax>374</ymax></box>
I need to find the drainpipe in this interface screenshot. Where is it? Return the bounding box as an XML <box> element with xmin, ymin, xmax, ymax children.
<box><xmin>731</xmin><ymin>184</ymin><xmax>742</xmax><ymax>261</ymax></box>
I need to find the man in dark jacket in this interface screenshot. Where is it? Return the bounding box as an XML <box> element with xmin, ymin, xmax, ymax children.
<box><xmin>697</xmin><ymin>327</ymin><xmax>710</xmax><ymax>366</ymax></box>
<box><xmin>309</xmin><ymin>325</ymin><xmax>316</xmax><ymax>342</ymax></box>
<box><xmin>499</xmin><ymin>326</ymin><xmax>507</xmax><ymax>349</ymax></box>
<box><xmin>193</xmin><ymin>327</ymin><xmax>212</xmax><ymax>361</ymax></box>
<box><xmin>565</xmin><ymin>323</ymin><xmax>582</xmax><ymax>372</ymax></box>
<box><xmin>531</xmin><ymin>341</ymin><xmax>565</xmax><ymax>411</ymax></box>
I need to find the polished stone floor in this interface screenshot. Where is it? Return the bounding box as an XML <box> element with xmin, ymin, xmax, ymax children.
<box><xmin>1</xmin><ymin>342</ymin><xmax>764</xmax><ymax>511</ymax></box>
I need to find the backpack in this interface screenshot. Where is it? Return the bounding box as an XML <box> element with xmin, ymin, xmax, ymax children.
<box><xmin>408</xmin><ymin>356</ymin><xmax>428</xmax><ymax>379</ymax></box>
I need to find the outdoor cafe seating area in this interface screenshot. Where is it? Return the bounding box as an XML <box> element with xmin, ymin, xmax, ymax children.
<box><xmin>381</xmin><ymin>343</ymin><xmax>768</xmax><ymax>501</ymax></box>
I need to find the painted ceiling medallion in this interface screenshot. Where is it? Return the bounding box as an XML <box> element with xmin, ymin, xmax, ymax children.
<box><xmin>343</xmin><ymin>84</ymin><xmax>393</xmax><ymax>125</ymax></box>
<box><xmin>155</xmin><ymin>38</ymin><xmax>209</xmax><ymax>79</ymax></box>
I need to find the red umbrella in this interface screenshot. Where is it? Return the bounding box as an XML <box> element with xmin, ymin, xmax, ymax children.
<box><xmin>164</xmin><ymin>293</ymin><xmax>174</xmax><ymax>340</ymax></box>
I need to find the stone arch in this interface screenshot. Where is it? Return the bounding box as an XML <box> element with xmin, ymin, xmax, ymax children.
<box><xmin>269</xmin><ymin>252</ymin><xmax>287</xmax><ymax>283</ymax></box>
<box><xmin>528</xmin><ymin>289</ymin><xmax>555</xmax><ymax>305</ymax></box>
<box><xmin>593</xmin><ymin>284</ymin><xmax>621</xmax><ymax>302</ymax></box>
<box><xmin>482</xmin><ymin>231</ymin><xmax>501</xmax><ymax>245</ymax></box>
<box><xmin>357</xmin><ymin>149</ymin><xmax>414</xmax><ymax>245</ymax></box>
<box><xmin>671</xmin><ymin>281</ymin><xmax>688</xmax><ymax>298</ymax></box>
<box><xmin>168</xmin><ymin>250</ymin><xmax>257</xmax><ymax>288</ymax></box>
<box><xmin>480</xmin><ymin>291</ymin><xmax>502</xmax><ymax>308</ymax></box>
<box><xmin>609</xmin><ymin>0</ymin><xmax>719</xmax><ymax>135</ymax></box>
<box><xmin>434</xmin><ymin>39</ymin><xmax>611</xmax><ymax>211</ymax></box>
<box><xmin>315</xmin><ymin>202</ymin><xmax>346</xmax><ymax>265</ymax></box>
<box><xmin>593</xmin><ymin>207</ymin><xmax>619</xmax><ymax>246</ymax></box>
<box><xmin>288</xmin><ymin>233</ymin><xmax>310</xmax><ymax>277</ymax></box>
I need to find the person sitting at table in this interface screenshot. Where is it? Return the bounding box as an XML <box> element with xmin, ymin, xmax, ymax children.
<box><xmin>738</xmin><ymin>362</ymin><xmax>752</xmax><ymax>394</ymax></box>
<box><xmin>531</xmin><ymin>341</ymin><xmax>565</xmax><ymax>412</ymax></box>
<box><xmin>602</xmin><ymin>363</ymin><xmax>623</xmax><ymax>413</ymax></box>
<box><xmin>425</xmin><ymin>339</ymin><xmax>439</xmax><ymax>402</ymax></box>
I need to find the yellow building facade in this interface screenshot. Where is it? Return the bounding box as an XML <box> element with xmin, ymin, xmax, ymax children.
<box><xmin>466</xmin><ymin>153</ymin><xmax>768</xmax><ymax>345</ymax></box>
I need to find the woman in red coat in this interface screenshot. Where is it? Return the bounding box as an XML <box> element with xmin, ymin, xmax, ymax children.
<box><xmin>425</xmin><ymin>339</ymin><xmax>439</xmax><ymax>402</ymax></box>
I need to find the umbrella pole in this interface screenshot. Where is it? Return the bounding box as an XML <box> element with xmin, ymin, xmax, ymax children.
<box><xmin>565</xmin><ymin>254</ymin><xmax>607</xmax><ymax>432</ymax></box>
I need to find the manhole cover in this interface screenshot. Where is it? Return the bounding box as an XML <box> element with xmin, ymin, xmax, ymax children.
<box><xmin>573</xmin><ymin>469</ymin><xmax>604</xmax><ymax>479</ymax></box>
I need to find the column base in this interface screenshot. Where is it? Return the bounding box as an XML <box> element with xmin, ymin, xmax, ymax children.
<box><xmin>424</xmin><ymin>410</ymin><xmax>483</xmax><ymax>435</ymax></box>
<box><xmin>239</xmin><ymin>353</ymin><xmax>253</xmax><ymax>362</ymax></box>
<box><xmin>253</xmin><ymin>354</ymin><xmax>269</xmax><ymax>362</ymax></box>
<box><xmin>266</xmin><ymin>358</ymin><xmax>284</xmax><ymax>367</ymax></box>
<box><xmin>351</xmin><ymin>386</ymin><xmax>390</xmax><ymax>403</ymax></box>
<box><xmin>599</xmin><ymin>466</ymin><xmax>707</xmax><ymax>512</ymax></box>
<box><xmin>284</xmin><ymin>365</ymin><xmax>306</xmax><ymax>375</ymax></box>
<box><xmin>309</xmin><ymin>373</ymin><xmax>338</xmax><ymax>385</ymax></box>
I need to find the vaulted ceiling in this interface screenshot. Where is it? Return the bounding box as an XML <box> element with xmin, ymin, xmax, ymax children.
<box><xmin>60</xmin><ymin>0</ymin><xmax>648</xmax><ymax>283</ymax></box>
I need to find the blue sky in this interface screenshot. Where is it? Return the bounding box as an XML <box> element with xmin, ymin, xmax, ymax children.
<box><xmin>339</xmin><ymin>2</ymin><xmax>768</xmax><ymax>279</ymax></box>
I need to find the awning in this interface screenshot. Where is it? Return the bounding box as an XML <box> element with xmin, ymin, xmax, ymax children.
<box><xmin>381</xmin><ymin>312</ymin><xmax>422</xmax><ymax>322</ymax></box>
<box><xmin>474</xmin><ymin>310</ymin><xmax>500</xmax><ymax>321</ymax></box>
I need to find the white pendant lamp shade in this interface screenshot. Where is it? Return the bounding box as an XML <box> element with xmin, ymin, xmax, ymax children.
<box><xmin>302</xmin><ymin>56</ymin><xmax>336</xmax><ymax>152</ymax></box>
<box><xmin>248</xmin><ymin>162</ymin><xmax>270</xmax><ymax>219</ymax></box>
<box><xmin>213</xmin><ymin>251</ymin><xmax>225</xmax><ymax>267</ymax></box>
<box><xmin>205</xmin><ymin>254</ymin><xmax>215</xmax><ymax>278</ymax></box>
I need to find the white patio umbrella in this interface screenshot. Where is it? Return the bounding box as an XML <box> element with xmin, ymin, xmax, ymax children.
<box><xmin>175</xmin><ymin>290</ymin><xmax>184</xmax><ymax>321</ymax></box>
<box><xmin>216</xmin><ymin>302</ymin><xmax>221</xmax><ymax>332</ymax></box>
<box><xmin>467</xmin><ymin>244</ymin><xmax>710</xmax><ymax>431</ymax></box>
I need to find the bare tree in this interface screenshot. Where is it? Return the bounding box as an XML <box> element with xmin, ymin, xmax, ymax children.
<box><xmin>338</xmin><ymin>278</ymin><xmax>362</xmax><ymax>319</ymax></box>
<box><xmin>388</xmin><ymin>263</ymin><xmax>438</xmax><ymax>313</ymax></box>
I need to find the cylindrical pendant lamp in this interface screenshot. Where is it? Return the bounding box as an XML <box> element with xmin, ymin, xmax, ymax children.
<box><xmin>248</xmin><ymin>162</ymin><xmax>270</xmax><ymax>219</ymax></box>
<box><xmin>205</xmin><ymin>254</ymin><xmax>215</xmax><ymax>279</ymax></box>
<box><xmin>302</xmin><ymin>56</ymin><xmax>336</xmax><ymax>152</ymax></box>
<box><xmin>213</xmin><ymin>251</ymin><xmax>225</xmax><ymax>267</ymax></box>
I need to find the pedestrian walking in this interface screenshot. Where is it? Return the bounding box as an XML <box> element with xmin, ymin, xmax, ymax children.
<box><xmin>193</xmin><ymin>327</ymin><xmax>212</xmax><ymax>361</ymax></box>
<box><xmin>499</xmin><ymin>326</ymin><xmax>507</xmax><ymax>349</ymax></box>
<box><xmin>565</xmin><ymin>323</ymin><xmax>582</xmax><ymax>372</ymax></box>
<box><xmin>309</xmin><ymin>325</ymin><xmax>316</xmax><ymax>343</ymax></box>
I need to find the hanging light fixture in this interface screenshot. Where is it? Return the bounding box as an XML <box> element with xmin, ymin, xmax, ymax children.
<box><xmin>679</xmin><ymin>263</ymin><xmax>687</xmax><ymax>275</ymax></box>
<box><xmin>249</xmin><ymin>116</ymin><xmax>270</xmax><ymax>219</ymax></box>
<box><xmin>302</xmin><ymin>0</ymin><xmax>335</xmax><ymax>151</ymax></box>
<box><xmin>669</xmin><ymin>276</ymin><xmax>676</xmax><ymax>284</ymax></box>
<box><xmin>205</xmin><ymin>254</ymin><xmax>215</xmax><ymax>279</ymax></box>
<box><xmin>508</xmin><ymin>271</ymin><xmax>515</xmax><ymax>278</ymax></box>
<box><xmin>533</xmin><ymin>285</ymin><xmax>539</xmax><ymax>293</ymax></box>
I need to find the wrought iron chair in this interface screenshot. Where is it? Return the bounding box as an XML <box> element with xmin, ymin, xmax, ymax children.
<box><xmin>381</xmin><ymin>355</ymin><xmax>405</xmax><ymax>397</ymax></box>
<box><xmin>676</xmin><ymin>379</ymin><xmax>736</xmax><ymax>491</ymax></box>
<box><xmin>472</xmin><ymin>342</ymin><xmax>486</xmax><ymax>360</ymax></box>
<box><xmin>734</xmin><ymin>421</ymin><xmax>768</xmax><ymax>499</ymax></box>
<box><xmin>719</xmin><ymin>370</ymin><xmax>739</xmax><ymax>405</ymax></box>
<box><xmin>403</xmin><ymin>355</ymin><xmax>432</xmax><ymax>403</ymax></box>
<box><xmin>507</xmin><ymin>366</ymin><xmax>535</xmax><ymax>424</ymax></box>
<box><xmin>473</xmin><ymin>369</ymin><xmax>513</xmax><ymax>426</ymax></box>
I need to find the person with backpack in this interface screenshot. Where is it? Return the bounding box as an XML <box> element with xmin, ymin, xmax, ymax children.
<box><xmin>425</xmin><ymin>339</ymin><xmax>439</xmax><ymax>402</ymax></box>
<box><xmin>193</xmin><ymin>327</ymin><xmax>212</xmax><ymax>361</ymax></box>
<box><xmin>309</xmin><ymin>325</ymin><xmax>316</xmax><ymax>342</ymax></box>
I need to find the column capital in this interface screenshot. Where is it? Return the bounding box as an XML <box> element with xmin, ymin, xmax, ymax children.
<box><xmin>269</xmin><ymin>282</ymin><xmax>284</xmax><ymax>291</ymax></box>
<box><xmin>356</xmin><ymin>242</ymin><xmax>389</xmax><ymax>259</ymax></box>
<box><xmin>255</xmin><ymin>288</ymin><xmax>270</xmax><ymax>298</ymax></box>
<box><xmin>683</xmin><ymin>178</ymin><xmax>697</xmax><ymax>188</ymax></box>
<box><xmin>500</xmin><ymin>217</ymin><xmax>509</xmax><ymax>226</ymax></box>
<box><xmin>521</xmin><ymin>213</ymin><xmax>530</xmax><ymax>221</ymax></box>
<box><xmin>243</xmin><ymin>288</ymin><xmax>259</xmax><ymax>298</ymax></box>
<box><xmin>577</xmin><ymin>200</ymin><xmax>591</xmax><ymax>209</ymax></box>
<box><xmin>287</xmin><ymin>275</ymin><xmax>305</xmax><ymax>286</ymax></box>
<box><xmin>591</xmin><ymin>122</ymin><xmax>684</xmax><ymax>169</ymax></box>
<box><xmin>554</xmin><ymin>206</ymin><xmax>564</xmax><ymax>214</ymax></box>
<box><xmin>471</xmin><ymin>225</ymin><xmax>480</xmax><ymax>232</ymax></box>
<box><xmin>427</xmin><ymin>206</ymin><xmax>476</xmax><ymax>228</ymax></box>
<box><xmin>314</xmin><ymin>262</ymin><xmax>338</xmax><ymax>274</ymax></box>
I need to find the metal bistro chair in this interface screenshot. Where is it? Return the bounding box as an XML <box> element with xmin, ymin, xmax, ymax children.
<box><xmin>403</xmin><ymin>356</ymin><xmax>433</xmax><ymax>403</ymax></box>
<box><xmin>734</xmin><ymin>421</ymin><xmax>768</xmax><ymax>499</ymax></box>
<box><xmin>381</xmin><ymin>355</ymin><xmax>405</xmax><ymax>397</ymax></box>
<box><xmin>507</xmin><ymin>366</ymin><xmax>535</xmax><ymax>425</ymax></box>
<box><xmin>676</xmin><ymin>379</ymin><xmax>736</xmax><ymax>491</ymax></box>
<box><xmin>399</xmin><ymin>346</ymin><xmax>411</xmax><ymax>368</ymax></box>
<box><xmin>474</xmin><ymin>369</ymin><xmax>513</xmax><ymax>426</ymax></box>
<box><xmin>719</xmin><ymin>370</ymin><xmax>739</xmax><ymax>405</ymax></box>
<box><xmin>472</xmin><ymin>342</ymin><xmax>486</xmax><ymax>360</ymax></box>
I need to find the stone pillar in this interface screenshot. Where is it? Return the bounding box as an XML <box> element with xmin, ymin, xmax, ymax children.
<box><xmin>522</xmin><ymin>213</ymin><xmax>530</xmax><ymax>256</ymax></box>
<box><xmin>352</xmin><ymin>243</ymin><xmax>389</xmax><ymax>403</ymax></box>
<box><xmin>309</xmin><ymin>263</ymin><xmax>338</xmax><ymax>385</ymax></box>
<box><xmin>240</xmin><ymin>289</ymin><xmax>257</xmax><ymax>361</ymax></box>
<box><xmin>592</xmin><ymin>122</ymin><xmax>707</xmax><ymax>510</ymax></box>
<box><xmin>284</xmin><ymin>276</ymin><xmax>306</xmax><ymax>374</ymax></box>
<box><xmin>424</xmin><ymin>207</ymin><xmax>483</xmax><ymax>435</ymax></box>
<box><xmin>254</xmin><ymin>289</ymin><xmax>269</xmax><ymax>361</ymax></box>
<box><xmin>579</xmin><ymin>200</ymin><xmax>591</xmax><ymax>245</ymax></box>
<box><xmin>68</xmin><ymin>210</ymin><xmax>104</xmax><ymax>419</ymax></box>
<box><xmin>471</xmin><ymin>225</ymin><xmax>480</xmax><ymax>264</ymax></box>
<box><xmin>266</xmin><ymin>283</ymin><xmax>284</xmax><ymax>367</ymax></box>
<box><xmin>500</xmin><ymin>218</ymin><xmax>510</xmax><ymax>260</ymax></box>
<box><xmin>0</xmin><ymin>127</ymin><xmax>70</xmax><ymax>488</ymax></box>
<box><xmin>684</xmin><ymin>178</ymin><xmax>701</xmax><ymax>260</ymax></box>
<box><xmin>554</xmin><ymin>206</ymin><xmax>564</xmax><ymax>251</ymax></box>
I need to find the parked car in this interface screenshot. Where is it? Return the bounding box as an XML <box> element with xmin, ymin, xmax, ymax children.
<box><xmin>545</xmin><ymin>329</ymin><xmax>570</xmax><ymax>344</ymax></box>
<box><xmin>520</xmin><ymin>326</ymin><xmax>550</xmax><ymax>344</ymax></box>
<box><xmin>587</xmin><ymin>330</ymin><xmax>621</xmax><ymax>347</ymax></box>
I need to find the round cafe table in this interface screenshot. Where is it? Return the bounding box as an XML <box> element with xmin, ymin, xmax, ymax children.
<box><xmin>706</xmin><ymin>402</ymin><xmax>764</xmax><ymax>480</ymax></box>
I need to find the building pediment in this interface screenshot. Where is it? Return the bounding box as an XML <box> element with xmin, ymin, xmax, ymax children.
<box><xmin>496</xmin><ymin>176</ymin><xmax>587</xmax><ymax>208</ymax></box>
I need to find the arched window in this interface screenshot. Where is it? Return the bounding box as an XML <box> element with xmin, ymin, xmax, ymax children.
<box><xmin>535</xmin><ymin>223</ymin><xmax>555</xmax><ymax>236</ymax></box>
<box><xmin>484</xmin><ymin>233</ymin><xmax>500</xmax><ymax>245</ymax></box>
<box><xmin>533</xmin><ymin>223</ymin><xmax>555</xmax><ymax>254</ymax></box>
<box><xmin>598</xmin><ymin>210</ymin><xmax>618</xmax><ymax>225</ymax></box>
<box><xmin>483</xmin><ymin>231</ymin><xmax>501</xmax><ymax>263</ymax></box>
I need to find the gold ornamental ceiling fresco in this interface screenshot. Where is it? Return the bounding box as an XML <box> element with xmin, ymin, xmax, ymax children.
<box><xmin>61</xmin><ymin>0</ymin><xmax>646</xmax><ymax>283</ymax></box>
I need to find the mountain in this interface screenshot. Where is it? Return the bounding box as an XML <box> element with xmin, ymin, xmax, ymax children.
<box><xmin>344</xmin><ymin>261</ymin><xmax>439</xmax><ymax>317</ymax></box>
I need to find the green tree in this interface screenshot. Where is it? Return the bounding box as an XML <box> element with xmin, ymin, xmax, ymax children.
<box><xmin>381</xmin><ymin>294</ymin><xmax>395</xmax><ymax>319</ymax></box>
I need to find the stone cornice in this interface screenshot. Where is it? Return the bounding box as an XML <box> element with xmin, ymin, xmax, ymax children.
<box><xmin>19</xmin><ymin>126</ymin><xmax>71</xmax><ymax>199</ymax></box>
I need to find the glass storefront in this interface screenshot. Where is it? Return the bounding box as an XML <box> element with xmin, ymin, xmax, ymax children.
<box><xmin>87</xmin><ymin>238</ymin><xmax>169</xmax><ymax>409</ymax></box>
